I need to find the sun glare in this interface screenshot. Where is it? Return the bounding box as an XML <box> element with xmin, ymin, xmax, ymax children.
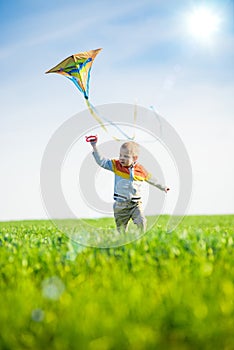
<box><xmin>187</xmin><ymin>6</ymin><xmax>221</xmax><ymax>41</ymax></box>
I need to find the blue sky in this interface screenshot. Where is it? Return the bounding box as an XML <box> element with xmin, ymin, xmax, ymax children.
<box><xmin>0</xmin><ymin>0</ymin><xmax>234</xmax><ymax>220</ymax></box>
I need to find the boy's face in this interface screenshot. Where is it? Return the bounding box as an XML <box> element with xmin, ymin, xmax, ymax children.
<box><xmin>119</xmin><ymin>147</ymin><xmax>138</xmax><ymax>167</ymax></box>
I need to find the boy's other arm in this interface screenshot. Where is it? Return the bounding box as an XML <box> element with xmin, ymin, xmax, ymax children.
<box><xmin>145</xmin><ymin>175</ymin><xmax>170</xmax><ymax>193</ymax></box>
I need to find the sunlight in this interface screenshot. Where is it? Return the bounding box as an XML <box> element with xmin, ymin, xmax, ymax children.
<box><xmin>187</xmin><ymin>6</ymin><xmax>221</xmax><ymax>41</ymax></box>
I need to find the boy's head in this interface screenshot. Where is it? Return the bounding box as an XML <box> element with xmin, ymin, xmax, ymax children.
<box><xmin>119</xmin><ymin>141</ymin><xmax>139</xmax><ymax>167</ymax></box>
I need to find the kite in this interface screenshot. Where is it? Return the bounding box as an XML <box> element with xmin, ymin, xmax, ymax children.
<box><xmin>46</xmin><ymin>48</ymin><xmax>101</xmax><ymax>100</ymax></box>
<box><xmin>46</xmin><ymin>48</ymin><xmax>131</xmax><ymax>140</ymax></box>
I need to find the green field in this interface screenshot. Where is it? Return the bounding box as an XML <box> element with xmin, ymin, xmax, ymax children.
<box><xmin>0</xmin><ymin>215</ymin><xmax>234</xmax><ymax>350</ymax></box>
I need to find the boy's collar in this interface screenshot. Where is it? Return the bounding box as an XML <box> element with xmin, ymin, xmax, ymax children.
<box><xmin>130</xmin><ymin>161</ymin><xmax>138</xmax><ymax>168</ymax></box>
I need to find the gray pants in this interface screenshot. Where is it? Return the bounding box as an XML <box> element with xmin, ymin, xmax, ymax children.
<box><xmin>113</xmin><ymin>200</ymin><xmax>146</xmax><ymax>232</ymax></box>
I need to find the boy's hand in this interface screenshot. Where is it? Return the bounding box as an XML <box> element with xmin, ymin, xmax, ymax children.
<box><xmin>85</xmin><ymin>135</ymin><xmax>98</xmax><ymax>147</ymax></box>
<box><xmin>90</xmin><ymin>140</ymin><xmax>97</xmax><ymax>146</ymax></box>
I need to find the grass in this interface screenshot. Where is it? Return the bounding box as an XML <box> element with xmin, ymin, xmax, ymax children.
<box><xmin>0</xmin><ymin>215</ymin><xmax>234</xmax><ymax>349</ymax></box>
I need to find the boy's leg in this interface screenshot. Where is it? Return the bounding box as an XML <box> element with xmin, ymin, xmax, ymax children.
<box><xmin>131</xmin><ymin>201</ymin><xmax>147</xmax><ymax>232</ymax></box>
<box><xmin>113</xmin><ymin>201</ymin><xmax>131</xmax><ymax>232</ymax></box>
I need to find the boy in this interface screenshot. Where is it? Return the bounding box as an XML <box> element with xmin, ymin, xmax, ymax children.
<box><xmin>89</xmin><ymin>138</ymin><xmax>169</xmax><ymax>232</ymax></box>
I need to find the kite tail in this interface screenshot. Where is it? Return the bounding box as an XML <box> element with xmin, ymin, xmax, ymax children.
<box><xmin>85</xmin><ymin>98</ymin><xmax>108</xmax><ymax>133</ymax></box>
<box><xmin>132</xmin><ymin>100</ymin><xmax>138</xmax><ymax>141</ymax></box>
<box><xmin>87</xmin><ymin>100</ymin><xmax>133</xmax><ymax>141</ymax></box>
<box><xmin>150</xmin><ymin>105</ymin><xmax>163</xmax><ymax>138</ymax></box>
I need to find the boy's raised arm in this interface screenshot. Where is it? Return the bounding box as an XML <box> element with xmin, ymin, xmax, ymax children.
<box><xmin>87</xmin><ymin>136</ymin><xmax>113</xmax><ymax>171</ymax></box>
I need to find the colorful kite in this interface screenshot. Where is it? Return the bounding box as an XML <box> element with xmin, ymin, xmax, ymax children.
<box><xmin>46</xmin><ymin>48</ymin><xmax>101</xmax><ymax>100</ymax></box>
<box><xmin>46</xmin><ymin>48</ymin><xmax>131</xmax><ymax>140</ymax></box>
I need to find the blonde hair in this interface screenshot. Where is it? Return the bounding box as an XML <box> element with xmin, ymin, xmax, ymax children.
<box><xmin>121</xmin><ymin>141</ymin><xmax>140</xmax><ymax>157</ymax></box>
